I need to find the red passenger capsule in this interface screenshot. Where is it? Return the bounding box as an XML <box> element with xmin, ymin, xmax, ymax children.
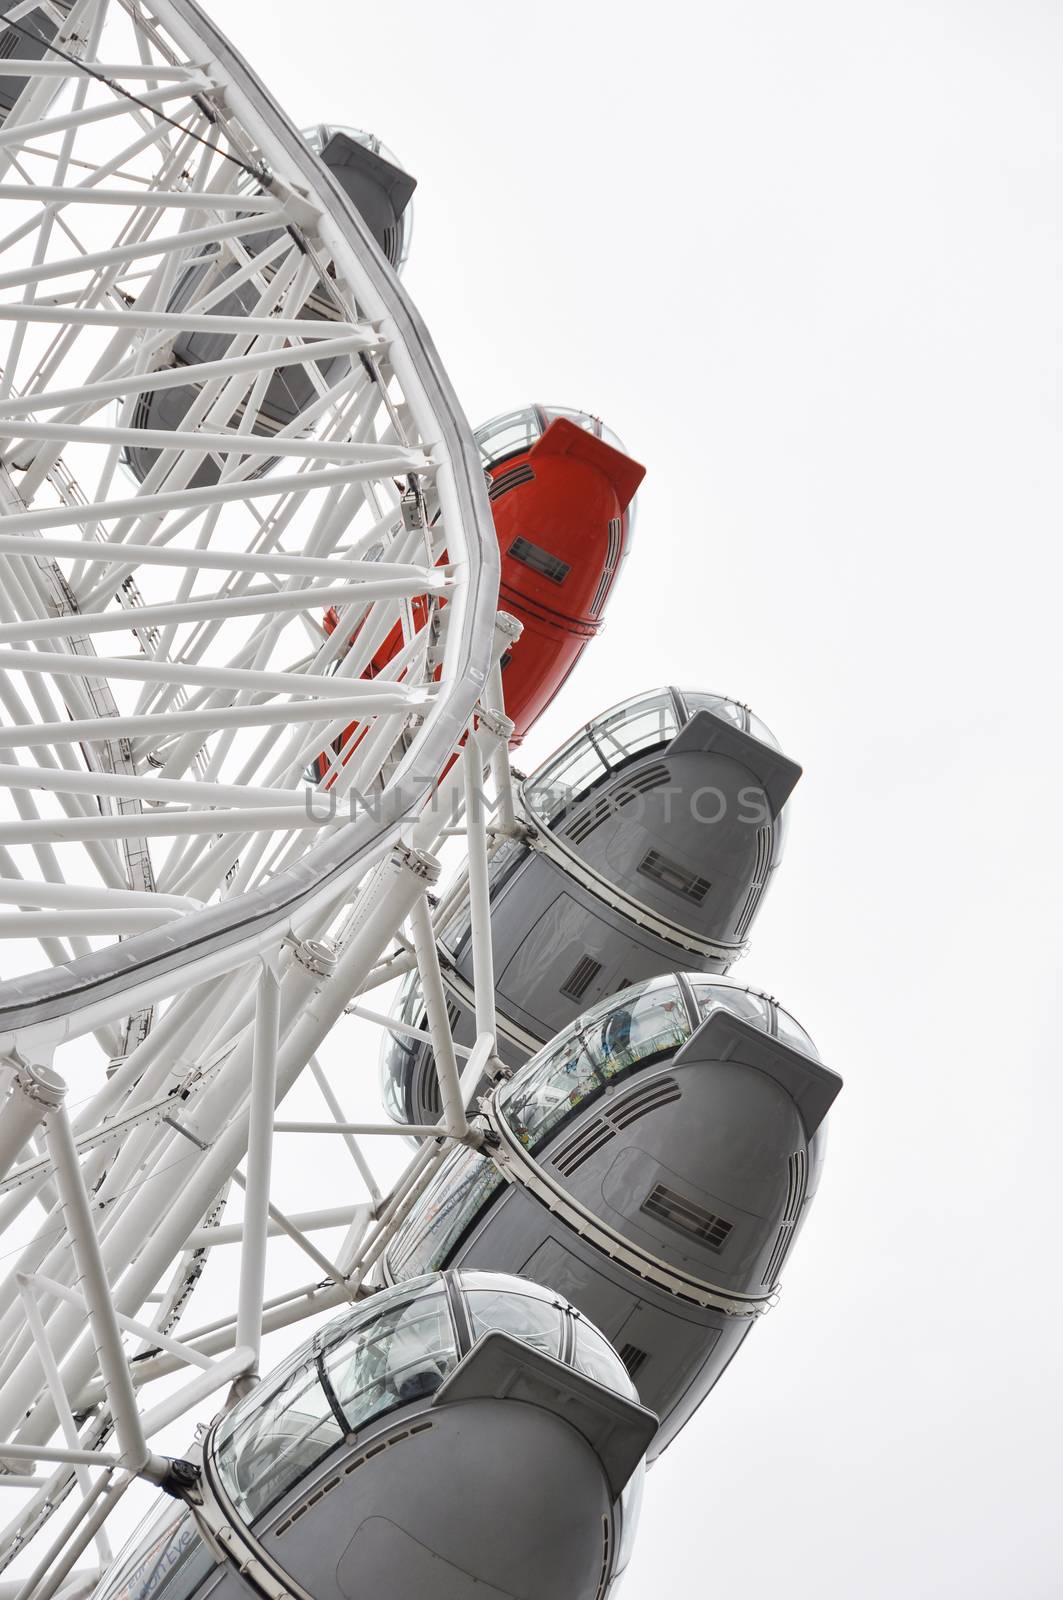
<box><xmin>313</xmin><ymin>404</ymin><xmax>643</xmax><ymax>783</ymax></box>
<box><xmin>482</xmin><ymin>406</ymin><xmax>645</xmax><ymax>743</ymax></box>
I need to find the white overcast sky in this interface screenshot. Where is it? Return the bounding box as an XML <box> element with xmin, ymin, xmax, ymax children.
<box><xmin>198</xmin><ymin>3</ymin><xmax>1063</xmax><ymax>1594</ymax></box>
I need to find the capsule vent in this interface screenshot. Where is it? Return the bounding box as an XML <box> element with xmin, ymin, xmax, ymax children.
<box><xmin>761</xmin><ymin>1149</ymin><xmax>808</xmax><ymax>1285</ymax></box>
<box><xmin>552</xmin><ymin>1117</ymin><xmax>616</xmax><ymax>1177</ymax></box>
<box><xmin>590</xmin><ymin>516</ymin><xmax>624</xmax><ymax>617</ymax></box>
<box><xmin>489</xmin><ymin>461</ymin><xmax>535</xmax><ymax>500</ymax></box>
<box><xmin>551</xmin><ymin>1078</ymin><xmax>681</xmax><ymax>1176</ymax></box>
<box><xmin>734</xmin><ymin>823</ymin><xmax>774</xmax><ymax>941</ymax></box>
<box><xmin>619</xmin><ymin>1342</ymin><xmax>649</xmax><ymax>1378</ymax></box>
<box><xmin>637</xmin><ymin>848</ymin><xmax>710</xmax><ymax>904</ymax></box>
<box><xmin>560</xmin><ymin>955</ymin><xmax>603</xmax><ymax>1001</ymax></box>
<box><xmin>594</xmin><ymin>1514</ymin><xmax>613</xmax><ymax>1600</ymax></box>
<box><xmin>563</xmin><ymin>763</ymin><xmax>672</xmax><ymax>845</ymax></box>
<box><xmin>381</xmin><ymin>222</ymin><xmax>403</xmax><ymax>269</ymax></box>
<box><xmin>641</xmin><ymin>1183</ymin><xmax>733</xmax><ymax>1251</ymax></box>
<box><xmin>507</xmin><ymin>535</ymin><xmax>570</xmax><ymax>584</ymax></box>
<box><xmin>610</xmin><ymin>1076</ymin><xmax>681</xmax><ymax>1127</ymax></box>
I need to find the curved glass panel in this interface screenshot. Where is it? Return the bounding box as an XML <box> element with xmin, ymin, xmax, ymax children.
<box><xmin>94</xmin><ymin>1501</ymin><xmax>212</xmax><ymax>1600</ymax></box>
<box><xmin>540</xmin><ymin>404</ymin><xmax>628</xmax><ymax>455</ymax></box>
<box><xmin>465</xmin><ymin>1286</ymin><xmax>563</xmax><ymax>1360</ymax></box>
<box><xmin>686</xmin><ymin>977</ymin><xmax>772</xmax><ymax>1032</ymax></box>
<box><xmin>325</xmin><ymin>1287</ymin><xmax>454</xmax><ymax>1428</ymax></box>
<box><xmin>685</xmin><ymin>979</ymin><xmax>818</xmax><ymax>1058</ymax></box>
<box><xmin>676</xmin><ymin>690</ymin><xmax>781</xmax><ymax>752</ymax></box>
<box><xmin>380</xmin><ymin>968</ymin><xmax>427</xmax><ymax>1122</ymax></box>
<box><xmin>572</xmin><ymin>1317</ymin><xmax>638</xmax><ymax>1399</ymax></box>
<box><xmin>524</xmin><ymin>689</ymin><xmax>679</xmax><ymax>828</ymax></box>
<box><xmin>385</xmin><ymin>1145</ymin><xmax>505</xmax><ymax>1280</ymax></box>
<box><xmin>497</xmin><ymin>977</ymin><xmax>691</xmax><ymax>1153</ymax></box>
<box><xmin>474</xmin><ymin>406</ymin><xmax>545</xmax><ymax>469</ymax></box>
<box><xmin>772</xmin><ymin>1003</ymin><xmax>818</xmax><ymax>1059</ymax></box>
<box><xmin>212</xmin><ymin>1280</ymin><xmax>457</xmax><ymax>1521</ymax></box>
<box><xmin>303</xmin><ymin>123</ymin><xmax>405</xmax><ymax>175</ymax></box>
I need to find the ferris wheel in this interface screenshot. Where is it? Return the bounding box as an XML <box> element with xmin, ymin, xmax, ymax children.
<box><xmin>0</xmin><ymin>5</ymin><xmax>841</xmax><ymax>1599</ymax></box>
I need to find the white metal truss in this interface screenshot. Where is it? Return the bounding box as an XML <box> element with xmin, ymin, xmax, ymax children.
<box><xmin>0</xmin><ymin>2</ymin><xmax>519</xmax><ymax>1590</ymax></box>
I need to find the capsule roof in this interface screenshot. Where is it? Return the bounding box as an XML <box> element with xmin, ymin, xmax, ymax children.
<box><xmin>495</xmin><ymin>973</ymin><xmax>817</xmax><ymax>1154</ymax></box>
<box><xmin>210</xmin><ymin>1269</ymin><xmax>637</xmax><ymax>1525</ymax></box>
<box><xmin>475</xmin><ymin>404</ymin><xmax>630</xmax><ymax>470</ymax></box>
<box><xmin>522</xmin><ymin>686</ymin><xmax>783</xmax><ymax>831</ymax></box>
<box><xmin>301</xmin><ymin>124</ymin><xmax>416</xmax><ymax>272</ymax></box>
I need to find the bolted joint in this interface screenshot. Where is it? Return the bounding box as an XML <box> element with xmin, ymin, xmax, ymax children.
<box><xmin>388</xmin><ymin>844</ymin><xmax>440</xmax><ymax>887</ymax></box>
<box><xmin>159</xmin><ymin>1456</ymin><xmax>202</xmax><ymax>1500</ymax></box>
<box><xmin>289</xmin><ymin>938</ymin><xmax>338</xmax><ymax>979</ymax></box>
<box><xmin>494</xmin><ymin>610</ymin><xmax>523</xmax><ymax>646</ymax></box>
<box><xmin>8</xmin><ymin>1059</ymin><xmax>66</xmax><ymax>1109</ymax></box>
<box><xmin>476</xmin><ymin>705</ymin><xmax>514</xmax><ymax>743</ymax></box>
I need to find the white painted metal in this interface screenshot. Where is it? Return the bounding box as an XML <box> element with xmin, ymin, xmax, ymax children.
<box><xmin>0</xmin><ymin>0</ymin><xmax>514</xmax><ymax>1584</ymax></box>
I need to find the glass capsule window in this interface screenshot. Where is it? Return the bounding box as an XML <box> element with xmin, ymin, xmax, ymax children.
<box><xmin>212</xmin><ymin>1281</ymin><xmax>458</xmax><ymax>1521</ymax></box>
<box><xmin>686</xmin><ymin>977</ymin><xmax>772</xmax><ymax>1032</ymax></box>
<box><xmin>379</xmin><ymin>968</ymin><xmax>428</xmax><ymax>1122</ymax></box>
<box><xmin>676</xmin><ymin>690</ymin><xmax>781</xmax><ymax>751</ymax></box>
<box><xmin>325</xmin><ymin>1287</ymin><xmax>455</xmax><ymax>1428</ymax></box>
<box><xmin>474</xmin><ymin>406</ymin><xmax>546</xmax><ymax>469</ymax></box>
<box><xmin>497</xmin><ymin>976</ymin><xmax>692</xmax><ymax>1153</ymax></box>
<box><xmin>540</xmin><ymin>404</ymin><xmax>627</xmax><ymax>455</ymax></box>
<box><xmin>770</xmin><ymin>1002</ymin><xmax>818</xmax><ymax>1058</ymax></box>
<box><xmin>686</xmin><ymin>977</ymin><xmax>818</xmax><ymax>1058</ymax></box>
<box><xmin>385</xmin><ymin>1145</ymin><xmax>505</xmax><ymax>1281</ymax></box>
<box><xmin>523</xmin><ymin>689</ymin><xmax>680</xmax><ymax>828</ymax></box>
<box><xmin>572</xmin><ymin>1317</ymin><xmax>638</xmax><ymax>1399</ymax></box>
<box><xmin>465</xmin><ymin>1285</ymin><xmax>564</xmax><ymax>1361</ymax></box>
<box><xmin>475</xmin><ymin>404</ymin><xmax>627</xmax><ymax>470</ymax></box>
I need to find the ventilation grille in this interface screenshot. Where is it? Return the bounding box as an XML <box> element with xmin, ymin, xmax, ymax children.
<box><xmin>551</xmin><ymin>1077</ymin><xmax>681</xmax><ymax>1177</ymax></box>
<box><xmin>589</xmin><ymin>516</ymin><xmax>624</xmax><ymax>617</ymax></box>
<box><xmin>641</xmin><ymin>1183</ymin><xmax>733</xmax><ymax>1251</ymax></box>
<box><xmin>274</xmin><ymin>1420</ymin><xmax>434</xmax><ymax>1536</ymax></box>
<box><xmin>560</xmin><ymin>954</ymin><xmax>603</xmax><ymax>1002</ymax></box>
<box><xmin>761</xmin><ymin>1149</ymin><xmax>808</xmax><ymax>1285</ymax></box>
<box><xmin>382</xmin><ymin>223</ymin><xmax>403</xmax><ymax>269</ymax></box>
<box><xmin>610</xmin><ymin>1076</ymin><xmax>682</xmax><ymax>1128</ymax></box>
<box><xmin>619</xmin><ymin>1342</ymin><xmax>649</xmax><ymax>1378</ymax></box>
<box><xmin>594</xmin><ymin>1514</ymin><xmax>613</xmax><ymax>1600</ymax></box>
<box><xmin>734</xmin><ymin>823</ymin><xmax>774</xmax><ymax>941</ymax></box>
<box><xmin>489</xmin><ymin>461</ymin><xmax>535</xmax><ymax>501</ymax></box>
<box><xmin>507</xmin><ymin>535</ymin><xmax>570</xmax><ymax>584</ymax></box>
<box><xmin>563</xmin><ymin>762</ymin><xmax>672</xmax><ymax>845</ymax></box>
<box><xmin>637</xmin><ymin>848</ymin><xmax>710</xmax><ymax>905</ymax></box>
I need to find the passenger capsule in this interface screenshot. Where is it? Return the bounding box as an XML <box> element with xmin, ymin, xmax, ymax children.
<box><xmin>383</xmin><ymin>977</ymin><xmax>841</xmax><ymax>1458</ymax></box>
<box><xmin>478</xmin><ymin>404</ymin><xmax>645</xmax><ymax>742</ymax></box>
<box><xmin>312</xmin><ymin>403</ymin><xmax>646</xmax><ymax>785</ymax></box>
<box><xmin>124</xmin><ymin>126</ymin><xmax>415</xmax><ymax>487</ymax></box>
<box><xmin>381</xmin><ymin>686</ymin><xmax>802</xmax><ymax>1128</ymax></box>
<box><xmin>0</xmin><ymin>7</ymin><xmax>65</xmax><ymax>122</ymax></box>
<box><xmin>92</xmin><ymin>1272</ymin><xmax>655</xmax><ymax>1600</ymax></box>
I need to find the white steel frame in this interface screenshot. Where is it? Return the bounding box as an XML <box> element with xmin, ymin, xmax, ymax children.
<box><xmin>0</xmin><ymin>2</ymin><xmax>519</xmax><ymax>1590</ymax></box>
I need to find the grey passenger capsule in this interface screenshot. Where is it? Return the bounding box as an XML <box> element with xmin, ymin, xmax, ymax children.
<box><xmin>92</xmin><ymin>1272</ymin><xmax>655</xmax><ymax>1600</ymax></box>
<box><xmin>383</xmin><ymin>976</ymin><xmax>841</xmax><ymax>1458</ymax></box>
<box><xmin>381</xmin><ymin>687</ymin><xmax>802</xmax><ymax>1128</ymax></box>
<box><xmin>123</xmin><ymin>126</ymin><xmax>415</xmax><ymax>487</ymax></box>
<box><xmin>0</xmin><ymin>6</ymin><xmax>66</xmax><ymax>121</ymax></box>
